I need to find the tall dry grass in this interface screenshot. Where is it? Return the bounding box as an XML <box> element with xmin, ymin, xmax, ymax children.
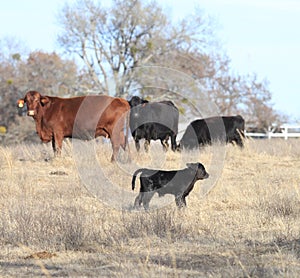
<box><xmin>0</xmin><ymin>138</ymin><xmax>300</xmax><ymax>277</ymax></box>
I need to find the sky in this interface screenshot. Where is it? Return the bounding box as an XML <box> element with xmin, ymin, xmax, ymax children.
<box><xmin>0</xmin><ymin>0</ymin><xmax>299</xmax><ymax>121</ymax></box>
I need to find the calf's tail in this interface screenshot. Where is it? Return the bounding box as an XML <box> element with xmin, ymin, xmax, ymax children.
<box><xmin>132</xmin><ymin>168</ymin><xmax>144</xmax><ymax>190</ymax></box>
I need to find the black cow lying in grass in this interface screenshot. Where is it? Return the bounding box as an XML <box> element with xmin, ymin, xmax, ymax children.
<box><xmin>132</xmin><ymin>162</ymin><xmax>209</xmax><ymax>209</ymax></box>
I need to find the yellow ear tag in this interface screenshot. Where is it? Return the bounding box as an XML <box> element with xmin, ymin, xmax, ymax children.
<box><xmin>18</xmin><ymin>99</ymin><xmax>24</xmax><ymax>108</ymax></box>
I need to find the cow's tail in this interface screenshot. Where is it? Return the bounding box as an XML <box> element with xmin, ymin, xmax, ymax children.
<box><xmin>124</xmin><ymin>109</ymin><xmax>131</xmax><ymax>161</ymax></box>
<box><xmin>124</xmin><ymin>109</ymin><xmax>130</xmax><ymax>150</ymax></box>
<box><xmin>132</xmin><ymin>168</ymin><xmax>144</xmax><ymax>190</ymax></box>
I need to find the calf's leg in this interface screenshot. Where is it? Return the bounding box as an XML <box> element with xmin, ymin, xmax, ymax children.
<box><xmin>144</xmin><ymin>140</ymin><xmax>150</xmax><ymax>152</ymax></box>
<box><xmin>142</xmin><ymin>191</ymin><xmax>155</xmax><ymax>210</ymax></box>
<box><xmin>134</xmin><ymin>193</ymin><xmax>143</xmax><ymax>208</ymax></box>
<box><xmin>160</xmin><ymin>138</ymin><xmax>169</xmax><ymax>152</ymax></box>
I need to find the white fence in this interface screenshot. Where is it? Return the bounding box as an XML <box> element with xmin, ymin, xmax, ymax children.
<box><xmin>245</xmin><ymin>124</ymin><xmax>300</xmax><ymax>140</ymax></box>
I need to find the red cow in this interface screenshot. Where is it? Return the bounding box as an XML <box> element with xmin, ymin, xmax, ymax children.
<box><xmin>17</xmin><ymin>90</ymin><xmax>130</xmax><ymax>161</ymax></box>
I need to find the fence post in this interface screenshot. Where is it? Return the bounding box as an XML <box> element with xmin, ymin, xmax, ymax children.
<box><xmin>283</xmin><ymin>126</ymin><xmax>288</xmax><ymax>140</ymax></box>
<box><xmin>268</xmin><ymin>126</ymin><xmax>272</xmax><ymax>139</ymax></box>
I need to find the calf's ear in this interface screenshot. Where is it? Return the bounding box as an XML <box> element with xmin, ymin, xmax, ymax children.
<box><xmin>40</xmin><ymin>96</ymin><xmax>50</xmax><ymax>106</ymax></box>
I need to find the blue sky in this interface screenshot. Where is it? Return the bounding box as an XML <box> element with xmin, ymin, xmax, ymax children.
<box><xmin>1</xmin><ymin>0</ymin><xmax>299</xmax><ymax>120</ymax></box>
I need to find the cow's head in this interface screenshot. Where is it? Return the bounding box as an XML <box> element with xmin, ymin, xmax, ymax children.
<box><xmin>128</xmin><ymin>96</ymin><xmax>149</xmax><ymax>108</ymax></box>
<box><xmin>186</xmin><ymin>162</ymin><xmax>209</xmax><ymax>180</ymax></box>
<box><xmin>18</xmin><ymin>91</ymin><xmax>50</xmax><ymax>118</ymax></box>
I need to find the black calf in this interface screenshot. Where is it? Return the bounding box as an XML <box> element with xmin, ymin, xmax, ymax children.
<box><xmin>132</xmin><ymin>162</ymin><xmax>209</xmax><ymax>209</ymax></box>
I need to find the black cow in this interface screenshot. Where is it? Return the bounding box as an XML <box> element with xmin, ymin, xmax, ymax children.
<box><xmin>128</xmin><ymin>96</ymin><xmax>179</xmax><ymax>152</ymax></box>
<box><xmin>179</xmin><ymin>115</ymin><xmax>245</xmax><ymax>150</ymax></box>
<box><xmin>132</xmin><ymin>162</ymin><xmax>209</xmax><ymax>209</ymax></box>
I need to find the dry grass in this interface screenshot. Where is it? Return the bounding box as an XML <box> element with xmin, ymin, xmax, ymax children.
<box><xmin>1</xmin><ymin>138</ymin><xmax>300</xmax><ymax>277</ymax></box>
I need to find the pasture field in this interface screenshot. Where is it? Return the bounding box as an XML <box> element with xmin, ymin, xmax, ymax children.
<box><xmin>0</xmin><ymin>138</ymin><xmax>300</xmax><ymax>277</ymax></box>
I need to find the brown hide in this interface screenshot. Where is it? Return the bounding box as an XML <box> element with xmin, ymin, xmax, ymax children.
<box><xmin>19</xmin><ymin>90</ymin><xmax>130</xmax><ymax>161</ymax></box>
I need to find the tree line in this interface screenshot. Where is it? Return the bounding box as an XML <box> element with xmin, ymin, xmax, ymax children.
<box><xmin>0</xmin><ymin>0</ymin><xmax>284</xmax><ymax>144</ymax></box>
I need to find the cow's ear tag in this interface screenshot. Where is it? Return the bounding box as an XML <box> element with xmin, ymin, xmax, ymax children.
<box><xmin>17</xmin><ymin>99</ymin><xmax>24</xmax><ymax>108</ymax></box>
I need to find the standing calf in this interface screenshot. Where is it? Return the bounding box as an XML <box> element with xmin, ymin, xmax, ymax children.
<box><xmin>132</xmin><ymin>162</ymin><xmax>209</xmax><ymax>209</ymax></box>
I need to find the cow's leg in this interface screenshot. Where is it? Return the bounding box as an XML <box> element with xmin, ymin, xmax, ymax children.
<box><xmin>144</xmin><ymin>140</ymin><xmax>150</xmax><ymax>152</ymax></box>
<box><xmin>53</xmin><ymin>133</ymin><xmax>63</xmax><ymax>156</ymax></box>
<box><xmin>120</xmin><ymin>131</ymin><xmax>131</xmax><ymax>162</ymax></box>
<box><xmin>51</xmin><ymin>138</ymin><xmax>56</xmax><ymax>154</ymax></box>
<box><xmin>229</xmin><ymin>134</ymin><xmax>242</xmax><ymax>148</ymax></box>
<box><xmin>170</xmin><ymin>133</ymin><xmax>177</xmax><ymax>152</ymax></box>
<box><xmin>110</xmin><ymin>127</ymin><xmax>123</xmax><ymax>161</ymax></box>
<box><xmin>175</xmin><ymin>195</ymin><xmax>186</xmax><ymax>208</ymax></box>
<box><xmin>235</xmin><ymin>134</ymin><xmax>244</xmax><ymax>148</ymax></box>
<box><xmin>118</xmin><ymin>115</ymin><xmax>126</xmax><ymax>151</ymax></box>
<box><xmin>135</xmin><ymin>139</ymin><xmax>141</xmax><ymax>152</ymax></box>
<box><xmin>119</xmin><ymin>132</ymin><xmax>126</xmax><ymax>150</ymax></box>
<box><xmin>110</xmin><ymin>141</ymin><xmax>120</xmax><ymax>162</ymax></box>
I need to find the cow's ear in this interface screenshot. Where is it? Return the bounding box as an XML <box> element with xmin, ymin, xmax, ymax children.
<box><xmin>40</xmin><ymin>96</ymin><xmax>50</xmax><ymax>106</ymax></box>
<box><xmin>186</xmin><ymin>163</ymin><xmax>197</xmax><ymax>169</ymax></box>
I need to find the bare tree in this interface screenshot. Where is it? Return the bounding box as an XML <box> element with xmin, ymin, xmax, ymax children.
<box><xmin>56</xmin><ymin>0</ymin><xmax>283</xmax><ymax>129</ymax></box>
<box><xmin>57</xmin><ymin>0</ymin><xmax>215</xmax><ymax>97</ymax></box>
<box><xmin>242</xmin><ymin>75</ymin><xmax>280</xmax><ymax>130</ymax></box>
<box><xmin>16</xmin><ymin>51</ymin><xmax>78</xmax><ymax>96</ymax></box>
<box><xmin>0</xmin><ymin>43</ymin><xmax>92</xmax><ymax>144</ymax></box>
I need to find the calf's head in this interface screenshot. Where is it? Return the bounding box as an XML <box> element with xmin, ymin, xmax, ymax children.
<box><xmin>18</xmin><ymin>91</ymin><xmax>50</xmax><ymax>118</ymax></box>
<box><xmin>186</xmin><ymin>162</ymin><xmax>209</xmax><ymax>180</ymax></box>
